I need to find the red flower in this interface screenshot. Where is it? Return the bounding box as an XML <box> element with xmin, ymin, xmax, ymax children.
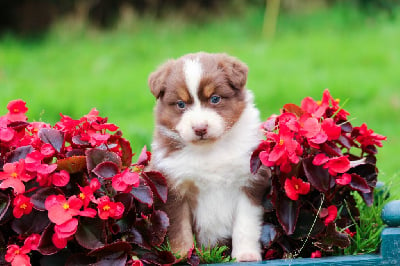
<box><xmin>344</xmin><ymin>228</ymin><xmax>356</xmax><ymax>237</ymax></box>
<box><xmin>5</xmin><ymin>245</ymin><xmax>31</xmax><ymax>266</ymax></box>
<box><xmin>310</xmin><ymin>250</ymin><xmax>322</xmax><ymax>258</ymax></box>
<box><xmin>6</xmin><ymin>99</ymin><xmax>28</xmax><ymax>122</ymax></box>
<box><xmin>12</xmin><ymin>194</ymin><xmax>33</xmax><ymax>218</ymax></box>
<box><xmin>45</xmin><ymin>195</ymin><xmax>82</xmax><ymax>225</ymax></box>
<box><xmin>0</xmin><ymin>116</ymin><xmax>15</xmax><ymax>142</ymax></box>
<box><xmin>321</xmin><ymin>118</ymin><xmax>341</xmax><ymax>141</ymax></box>
<box><xmin>52</xmin><ymin>232</ymin><xmax>69</xmax><ymax>249</ymax></box>
<box><xmin>324</xmin><ymin>156</ymin><xmax>350</xmax><ymax>176</ymax></box>
<box><xmin>0</xmin><ymin>160</ymin><xmax>33</xmax><ymax>194</ymax></box>
<box><xmin>97</xmin><ymin>196</ymin><xmax>125</xmax><ymax>220</ymax></box>
<box><xmin>112</xmin><ymin>168</ymin><xmax>140</xmax><ymax>192</ymax></box>
<box><xmin>5</xmin><ymin>234</ymin><xmax>39</xmax><ymax>266</ymax></box>
<box><xmin>320</xmin><ymin>205</ymin><xmax>337</xmax><ymax>225</ymax></box>
<box><xmin>336</xmin><ymin>173</ymin><xmax>352</xmax><ymax>185</ymax></box>
<box><xmin>284</xmin><ymin>176</ymin><xmax>311</xmax><ymax>201</ymax></box>
<box><xmin>54</xmin><ymin>218</ymin><xmax>79</xmax><ymax>239</ymax></box>
<box><xmin>353</xmin><ymin>123</ymin><xmax>386</xmax><ymax>150</ymax></box>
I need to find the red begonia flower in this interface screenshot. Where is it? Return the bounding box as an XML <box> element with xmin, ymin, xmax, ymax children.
<box><xmin>312</xmin><ymin>153</ymin><xmax>330</xmax><ymax>166</ymax></box>
<box><xmin>321</xmin><ymin>118</ymin><xmax>341</xmax><ymax>141</ymax></box>
<box><xmin>112</xmin><ymin>168</ymin><xmax>140</xmax><ymax>192</ymax></box>
<box><xmin>52</xmin><ymin>233</ymin><xmax>69</xmax><ymax>249</ymax></box>
<box><xmin>131</xmin><ymin>260</ymin><xmax>144</xmax><ymax>266</ymax></box>
<box><xmin>267</xmin><ymin>130</ymin><xmax>301</xmax><ymax>165</ymax></box>
<box><xmin>324</xmin><ymin>156</ymin><xmax>350</xmax><ymax>176</ymax></box>
<box><xmin>6</xmin><ymin>99</ymin><xmax>28</xmax><ymax>122</ymax></box>
<box><xmin>353</xmin><ymin>123</ymin><xmax>387</xmax><ymax>149</ymax></box>
<box><xmin>335</xmin><ymin>173</ymin><xmax>352</xmax><ymax>185</ymax></box>
<box><xmin>23</xmin><ymin>234</ymin><xmax>40</xmax><ymax>252</ymax></box>
<box><xmin>40</xmin><ymin>143</ymin><xmax>56</xmax><ymax>157</ymax></box>
<box><xmin>0</xmin><ymin>160</ymin><xmax>33</xmax><ymax>194</ymax></box>
<box><xmin>299</xmin><ymin>115</ymin><xmax>321</xmax><ymax>139</ymax></box>
<box><xmin>97</xmin><ymin>196</ymin><xmax>125</xmax><ymax>220</ymax></box>
<box><xmin>284</xmin><ymin>176</ymin><xmax>311</xmax><ymax>201</ymax></box>
<box><xmin>5</xmin><ymin>245</ymin><xmax>31</xmax><ymax>266</ymax></box>
<box><xmin>320</xmin><ymin>205</ymin><xmax>337</xmax><ymax>225</ymax></box>
<box><xmin>344</xmin><ymin>228</ymin><xmax>356</xmax><ymax>237</ymax></box>
<box><xmin>12</xmin><ymin>194</ymin><xmax>33</xmax><ymax>218</ymax></box>
<box><xmin>51</xmin><ymin>170</ymin><xmax>70</xmax><ymax>187</ymax></box>
<box><xmin>54</xmin><ymin>218</ymin><xmax>78</xmax><ymax>239</ymax></box>
<box><xmin>0</xmin><ymin>116</ymin><xmax>15</xmax><ymax>142</ymax></box>
<box><xmin>45</xmin><ymin>195</ymin><xmax>82</xmax><ymax>225</ymax></box>
<box><xmin>310</xmin><ymin>250</ymin><xmax>322</xmax><ymax>258</ymax></box>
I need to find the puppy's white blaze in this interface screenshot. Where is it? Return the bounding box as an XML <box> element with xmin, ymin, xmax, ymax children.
<box><xmin>183</xmin><ymin>58</ymin><xmax>202</xmax><ymax>103</ymax></box>
<box><xmin>176</xmin><ymin>106</ymin><xmax>225</xmax><ymax>143</ymax></box>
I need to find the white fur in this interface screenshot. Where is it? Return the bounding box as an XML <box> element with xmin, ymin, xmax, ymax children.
<box><xmin>183</xmin><ymin>58</ymin><xmax>202</xmax><ymax>103</ymax></box>
<box><xmin>152</xmin><ymin>90</ymin><xmax>263</xmax><ymax>261</ymax></box>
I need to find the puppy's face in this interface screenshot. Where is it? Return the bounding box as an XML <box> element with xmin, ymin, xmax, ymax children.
<box><xmin>149</xmin><ymin>53</ymin><xmax>248</xmax><ymax>145</ymax></box>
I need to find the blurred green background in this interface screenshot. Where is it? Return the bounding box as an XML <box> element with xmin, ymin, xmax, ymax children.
<box><xmin>0</xmin><ymin>0</ymin><xmax>399</xmax><ymax>194</ymax></box>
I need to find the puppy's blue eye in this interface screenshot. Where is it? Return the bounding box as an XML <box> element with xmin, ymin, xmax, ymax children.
<box><xmin>177</xmin><ymin>100</ymin><xmax>186</xmax><ymax>109</ymax></box>
<box><xmin>210</xmin><ymin>95</ymin><xmax>221</xmax><ymax>104</ymax></box>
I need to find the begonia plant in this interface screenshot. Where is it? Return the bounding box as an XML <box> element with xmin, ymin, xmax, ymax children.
<box><xmin>0</xmin><ymin>100</ymin><xmax>175</xmax><ymax>266</ymax></box>
<box><xmin>251</xmin><ymin>89</ymin><xmax>386</xmax><ymax>259</ymax></box>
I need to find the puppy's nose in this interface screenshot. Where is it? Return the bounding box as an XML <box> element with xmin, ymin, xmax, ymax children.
<box><xmin>192</xmin><ymin>125</ymin><xmax>208</xmax><ymax>137</ymax></box>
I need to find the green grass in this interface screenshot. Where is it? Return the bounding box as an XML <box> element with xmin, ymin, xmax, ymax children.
<box><xmin>0</xmin><ymin>4</ymin><xmax>399</xmax><ymax>195</ymax></box>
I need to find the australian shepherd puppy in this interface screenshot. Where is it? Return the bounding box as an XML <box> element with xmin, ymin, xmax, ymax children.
<box><xmin>148</xmin><ymin>52</ymin><xmax>264</xmax><ymax>262</ymax></box>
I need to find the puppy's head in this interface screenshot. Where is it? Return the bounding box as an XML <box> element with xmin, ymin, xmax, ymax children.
<box><xmin>149</xmin><ymin>52</ymin><xmax>248</xmax><ymax>145</ymax></box>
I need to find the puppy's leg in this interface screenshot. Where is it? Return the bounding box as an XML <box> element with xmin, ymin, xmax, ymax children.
<box><xmin>231</xmin><ymin>192</ymin><xmax>263</xmax><ymax>262</ymax></box>
<box><xmin>165</xmin><ymin>190</ymin><xmax>194</xmax><ymax>257</ymax></box>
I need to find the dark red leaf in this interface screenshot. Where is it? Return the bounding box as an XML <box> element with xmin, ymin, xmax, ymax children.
<box><xmin>348</xmin><ymin>163</ymin><xmax>377</xmax><ymax>187</ymax></box>
<box><xmin>40</xmin><ymin>249</ymin><xmax>72</xmax><ymax>266</ymax></box>
<box><xmin>303</xmin><ymin>157</ymin><xmax>335</xmax><ymax>192</ymax></box>
<box><xmin>119</xmin><ymin>137</ymin><xmax>133</xmax><ymax>167</ymax></box>
<box><xmin>250</xmin><ymin>146</ymin><xmax>263</xmax><ymax>175</ymax></box>
<box><xmin>11</xmin><ymin>209</ymin><xmax>50</xmax><ymax>235</ymax></box>
<box><xmin>340</xmin><ymin>121</ymin><xmax>353</xmax><ymax>133</ymax></box>
<box><xmin>126</xmin><ymin>227</ymin><xmax>150</xmax><ymax>249</ymax></box>
<box><xmin>131</xmin><ymin>185</ymin><xmax>153</xmax><ymax>206</ymax></box>
<box><xmin>283</xmin><ymin>103</ymin><xmax>304</xmax><ymax>117</ymax></box>
<box><xmin>136</xmin><ymin>145</ymin><xmax>150</xmax><ymax>166</ymax></box>
<box><xmin>65</xmin><ymin>253</ymin><xmax>97</xmax><ymax>266</ymax></box>
<box><xmin>0</xmin><ymin>192</ymin><xmax>11</xmax><ymax>222</ymax></box>
<box><xmin>141</xmin><ymin>251</ymin><xmax>176</xmax><ymax>266</ymax></box>
<box><xmin>72</xmin><ymin>135</ymin><xmax>90</xmax><ymax>146</ymax></box>
<box><xmin>314</xmin><ymin>223</ymin><xmax>350</xmax><ymax>250</ymax></box>
<box><xmin>38</xmin><ymin>128</ymin><xmax>64</xmax><ymax>153</ymax></box>
<box><xmin>37</xmin><ymin>224</ymin><xmax>60</xmax><ymax>255</ymax></box>
<box><xmin>142</xmin><ymin>171</ymin><xmax>168</xmax><ymax>203</ymax></box>
<box><xmin>275</xmin><ymin>193</ymin><xmax>299</xmax><ymax>235</ymax></box>
<box><xmin>57</xmin><ymin>156</ymin><xmax>86</xmax><ymax>174</ymax></box>
<box><xmin>348</xmin><ymin>173</ymin><xmax>371</xmax><ymax>193</ymax></box>
<box><xmin>148</xmin><ymin>210</ymin><xmax>169</xmax><ymax>246</ymax></box>
<box><xmin>292</xmin><ymin>209</ymin><xmax>325</xmax><ymax>239</ymax></box>
<box><xmin>31</xmin><ymin>187</ymin><xmax>63</xmax><ymax>211</ymax></box>
<box><xmin>92</xmin><ymin>161</ymin><xmax>119</xmax><ymax>179</ymax></box>
<box><xmin>86</xmin><ymin>149</ymin><xmax>122</xmax><ymax>174</ymax></box>
<box><xmin>6</xmin><ymin>145</ymin><xmax>34</xmax><ymax>163</ymax></box>
<box><xmin>361</xmin><ymin>189</ymin><xmax>374</xmax><ymax>207</ymax></box>
<box><xmin>260</xmin><ymin>223</ymin><xmax>279</xmax><ymax>248</ymax></box>
<box><xmin>75</xmin><ymin>217</ymin><xmax>106</xmax><ymax>250</ymax></box>
<box><xmin>88</xmin><ymin>241</ymin><xmax>132</xmax><ymax>257</ymax></box>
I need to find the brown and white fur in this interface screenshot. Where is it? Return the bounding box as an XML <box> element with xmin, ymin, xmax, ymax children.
<box><xmin>148</xmin><ymin>52</ymin><xmax>264</xmax><ymax>262</ymax></box>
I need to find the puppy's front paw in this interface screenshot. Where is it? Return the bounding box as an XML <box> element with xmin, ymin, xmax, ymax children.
<box><xmin>233</xmin><ymin>250</ymin><xmax>262</xmax><ymax>262</ymax></box>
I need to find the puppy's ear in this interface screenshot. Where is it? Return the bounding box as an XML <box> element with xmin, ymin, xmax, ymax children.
<box><xmin>218</xmin><ymin>54</ymin><xmax>248</xmax><ymax>90</ymax></box>
<box><xmin>148</xmin><ymin>60</ymin><xmax>174</xmax><ymax>99</ymax></box>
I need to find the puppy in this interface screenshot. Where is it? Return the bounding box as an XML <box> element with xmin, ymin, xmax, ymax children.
<box><xmin>148</xmin><ymin>52</ymin><xmax>264</xmax><ymax>262</ymax></box>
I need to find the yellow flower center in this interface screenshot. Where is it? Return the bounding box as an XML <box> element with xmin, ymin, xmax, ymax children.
<box><xmin>79</xmin><ymin>193</ymin><xmax>85</xmax><ymax>200</ymax></box>
<box><xmin>294</xmin><ymin>184</ymin><xmax>299</xmax><ymax>190</ymax></box>
<box><xmin>20</xmin><ymin>203</ymin><xmax>27</xmax><ymax>210</ymax></box>
<box><xmin>103</xmin><ymin>204</ymin><xmax>111</xmax><ymax>211</ymax></box>
<box><xmin>279</xmin><ymin>139</ymin><xmax>284</xmax><ymax>146</ymax></box>
<box><xmin>11</xmin><ymin>172</ymin><xmax>18</xmax><ymax>178</ymax></box>
<box><xmin>14</xmin><ymin>250</ymin><xmax>20</xmax><ymax>255</ymax></box>
<box><xmin>63</xmin><ymin>203</ymin><xmax>70</xmax><ymax>210</ymax></box>
<box><xmin>13</xmin><ymin>108</ymin><xmax>20</xmax><ymax>113</ymax></box>
<box><xmin>317</xmin><ymin>100</ymin><xmax>322</xmax><ymax>106</ymax></box>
